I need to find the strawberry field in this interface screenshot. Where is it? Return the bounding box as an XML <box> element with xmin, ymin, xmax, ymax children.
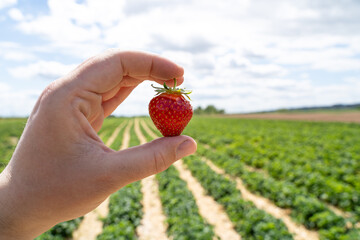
<box><xmin>1</xmin><ymin>116</ymin><xmax>359</xmax><ymax>240</ymax></box>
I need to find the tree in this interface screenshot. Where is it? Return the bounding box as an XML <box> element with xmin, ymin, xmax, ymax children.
<box><xmin>194</xmin><ymin>105</ymin><xmax>225</xmax><ymax>115</ymax></box>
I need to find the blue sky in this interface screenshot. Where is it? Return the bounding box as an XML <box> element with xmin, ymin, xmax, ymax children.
<box><xmin>0</xmin><ymin>0</ymin><xmax>360</xmax><ymax>116</ymax></box>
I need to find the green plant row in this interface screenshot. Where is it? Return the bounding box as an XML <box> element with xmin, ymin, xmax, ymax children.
<box><xmin>184</xmin><ymin>117</ymin><xmax>360</xmax><ymax>187</ymax></box>
<box><xmin>182</xmin><ymin>154</ymin><xmax>294</xmax><ymax>240</ymax></box>
<box><xmin>97</xmin><ymin>119</ymin><xmax>143</xmax><ymax>239</ymax></box>
<box><xmin>35</xmin><ymin>218</ymin><xmax>83</xmax><ymax>240</ymax></box>
<box><xmin>183</xmin><ymin>117</ymin><xmax>360</xmax><ymax>218</ymax></box>
<box><xmin>97</xmin><ymin>181</ymin><xmax>143</xmax><ymax>240</ymax></box>
<box><xmin>157</xmin><ymin>165</ymin><xmax>215</xmax><ymax>239</ymax></box>
<box><xmin>196</xmin><ymin>144</ymin><xmax>360</xmax><ymax>240</ymax></box>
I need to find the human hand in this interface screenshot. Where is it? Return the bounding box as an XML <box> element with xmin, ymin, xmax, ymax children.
<box><xmin>0</xmin><ymin>50</ymin><xmax>197</xmax><ymax>239</ymax></box>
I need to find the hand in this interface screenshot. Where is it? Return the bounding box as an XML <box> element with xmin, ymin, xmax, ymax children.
<box><xmin>0</xmin><ymin>50</ymin><xmax>197</xmax><ymax>239</ymax></box>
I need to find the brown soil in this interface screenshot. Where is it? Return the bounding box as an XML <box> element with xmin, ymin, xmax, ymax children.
<box><xmin>73</xmin><ymin>120</ymin><xmax>132</xmax><ymax>240</ymax></box>
<box><xmin>201</xmin><ymin>157</ymin><xmax>319</xmax><ymax>240</ymax></box>
<box><xmin>223</xmin><ymin>112</ymin><xmax>360</xmax><ymax>123</ymax></box>
<box><xmin>134</xmin><ymin>118</ymin><xmax>168</xmax><ymax>240</ymax></box>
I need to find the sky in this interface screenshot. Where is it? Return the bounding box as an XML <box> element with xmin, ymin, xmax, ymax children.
<box><xmin>0</xmin><ymin>0</ymin><xmax>360</xmax><ymax>117</ymax></box>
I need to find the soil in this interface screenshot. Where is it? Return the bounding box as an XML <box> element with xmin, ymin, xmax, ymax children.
<box><xmin>223</xmin><ymin>112</ymin><xmax>360</xmax><ymax>123</ymax></box>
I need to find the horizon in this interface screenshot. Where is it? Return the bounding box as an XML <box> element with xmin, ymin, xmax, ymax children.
<box><xmin>1</xmin><ymin>0</ymin><xmax>360</xmax><ymax>117</ymax></box>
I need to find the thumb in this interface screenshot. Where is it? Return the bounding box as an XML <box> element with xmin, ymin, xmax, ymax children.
<box><xmin>105</xmin><ymin>135</ymin><xmax>197</xmax><ymax>187</ymax></box>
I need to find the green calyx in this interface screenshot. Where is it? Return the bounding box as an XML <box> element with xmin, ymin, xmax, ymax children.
<box><xmin>151</xmin><ymin>78</ymin><xmax>192</xmax><ymax>100</ymax></box>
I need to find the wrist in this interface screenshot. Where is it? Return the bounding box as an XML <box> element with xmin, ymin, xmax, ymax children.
<box><xmin>0</xmin><ymin>170</ymin><xmax>35</xmax><ymax>240</ymax></box>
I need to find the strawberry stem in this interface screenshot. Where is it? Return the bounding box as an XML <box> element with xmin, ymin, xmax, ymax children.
<box><xmin>152</xmin><ymin>78</ymin><xmax>192</xmax><ymax>100</ymax></box>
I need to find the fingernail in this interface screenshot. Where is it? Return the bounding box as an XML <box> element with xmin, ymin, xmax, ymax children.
<box><xmin>176</xmin><ymin>139</ymin><xmax>197</xmax><ymax>159</ymax></box>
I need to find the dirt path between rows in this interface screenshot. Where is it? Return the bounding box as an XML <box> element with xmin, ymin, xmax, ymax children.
<box><xmin>140</xmin><ymin>120</ymin><xmax>159</xmax><ymax>139</ymax></box>
<box><xmin>73</xmin><ymin>121</ymin><xmax>131</xmax><ymax>240</ymax></box>
<box><xmin>201</xmin><ymin>157</ymin><xmax>319</xmax><ymax>240</ymax></box>
<box><xmin>135</xmin><ymin>118</ymin><xmax>168</xmax><ymax>240</ymax></box>
<box><xmin>142</xmin><ymin>120</ymin><xmax>241</xmax><ymax>240</ymax></box>
<box><xmin>174</xmin><ymin>160</ymin><xmax>241</xmax><ymax>240</ymax></box>
<box><xmin>105</xmin><ymin>120</ymin><xmax>128</xmax><ymax>147</ymax></box>
<box><xmin>224</xmin><ymin>112</ymin><xmax>360</xmax><ymax>123</ymax></box>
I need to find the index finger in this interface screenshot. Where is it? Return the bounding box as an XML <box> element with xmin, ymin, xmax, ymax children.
<box><xmin>67</xmin><ymin>50</ymin><xmax>184</xmax><ymax>93</ymax></box>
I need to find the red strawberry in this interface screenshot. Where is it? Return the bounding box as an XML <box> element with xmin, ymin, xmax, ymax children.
<box><xmin>149</xmin><ymin>78</ymin><xmax>193</xmax><ymax>137</ymax></box>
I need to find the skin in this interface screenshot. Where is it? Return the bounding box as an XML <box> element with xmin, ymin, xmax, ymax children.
<box><xmin>0</xmin><ymin>50</ymin><xmax>197</xmax><ymax>240</ymax></box>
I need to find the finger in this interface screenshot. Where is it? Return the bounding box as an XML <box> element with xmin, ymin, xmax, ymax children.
<box><xmin>104</xmin><ymin>135</ymin><xmax>197</xmax><ymax>188</ymax></box>
<box><xmin>68</xmin><ymin>50</ymin><xmax>184</xmax><ymax>94</ymax></box>
<box><xmin>102</xmin><ymin>86</ymin><xmax>136</xmax><ymax>117</ymax></box>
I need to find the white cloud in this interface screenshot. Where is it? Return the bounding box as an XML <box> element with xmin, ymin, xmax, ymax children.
<box><xmin>0</xmin><ymin>82</ymin><xmax>39</xmax><ymax>117</ymax></box>
<box><xmin>9</xmin><ymin>61</ymin><xmax>77</xmax><ymax>80</ymax></box>
<box><xmin>0</xmin><ymin>41</ymin><xmax>36</xmax><ymax>61</ymax></box>
<box><xmin>0</xmin><ymin>0</ymin><xmax>16</xmax><ymax>10</ymax></box>
<box><xmin>3</xmin><ymin>51</ymin><xmax>34</xmax><ymax>61</ymax></box>
<box><xmin>0</xmin><ymin>82</ymin><xmax>11</xmax><ymax>92</ymax></box>
<box><xmin>8</xmin><ymin>7</ymin><xmax>23</xmax><ymax>21</ymax></box>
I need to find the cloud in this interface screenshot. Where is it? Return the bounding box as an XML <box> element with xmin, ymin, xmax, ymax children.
<box><xmin>149</xmin><ymin>35</ymin><xmax>214</xmax><ymax>54</ymax></box>
<box><xmin>8</xmin><ymin>7</ymin><xmax>23</xmax><ymax>21</ymax></box>
<box><xmin>0</xmin><ymin>0</ymin><xmax>16</xmax><ymax>10</ymax></box>
<box><xmin>0</xmin><ymin>82</ymin><xmax>39</xmax><ymax>117</ymax></box>
<box><xmin>0</xmin><ymin>41</ymin><xmax>36</xmax><ymax>61</ymax></box>
<box><xmin>1</xmin><ymin>0</ymin><xmax>360</xmax><ymax>116</ymax></box>
<box><xmin>9</xmin><ymin>61</ymin><xmax>77</xmax><ymax>80</ymax></box>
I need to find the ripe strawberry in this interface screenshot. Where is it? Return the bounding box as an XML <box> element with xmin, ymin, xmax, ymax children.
<box><xmin>149</xmin><ymin>78</ymin><xmax>193</xmax><ymax>137</ymax></box>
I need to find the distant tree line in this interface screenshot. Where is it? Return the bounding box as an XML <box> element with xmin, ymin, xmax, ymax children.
<box><xmin>194</xmin><ymin>105</ymin><xmax>225</xmax><ymax>115</ymax></box>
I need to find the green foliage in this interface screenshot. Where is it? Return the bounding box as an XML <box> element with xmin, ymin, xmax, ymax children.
<box><xmin>184</xmin><ymin>117</ymin><xmax>360</xmax><ymax>214</ymax></box>
<box><xmin>183</xmin><ymin>155</ymin><xmax>294</xmax><ymax>240</ymax></box>
<box><xmin>35</xmin><ymin>218</ymin><xmax>83</xmax><ymax>240</ymax></box>
<box><xmin>98</xmin><ymin>222</ymin><xmax>137</xmax><ymax>240</ymax></box>
<box><xmin>194</xmin><ymin>105</ymin><xmax>225</xmax><ymax>115</ymax></box>
<box><xmin>184</xmin><ymin>117</ymin><xmax>360</xmax><ymax>238</ymax></box>
<box><xmin>98</xmin><ymin>181</ymin><xmax>143</xmax><ymax>239</ymax></box>
<box><xmin>157</xmin><ymin>165</ymin><xmax>215</xmax><ymax>240</ymax></box>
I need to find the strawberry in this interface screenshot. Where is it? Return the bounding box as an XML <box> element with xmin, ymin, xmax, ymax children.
<box><xmin>149</xmin><ymin>78</ymin><xmax>193</xmax><ymax>137</ymax></box>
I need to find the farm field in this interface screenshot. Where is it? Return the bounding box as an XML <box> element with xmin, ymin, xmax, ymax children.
<box><xmin>225</xmin><ymin>111</ymin><xmax>360</xmax><ymax>123</ymax></box>
<box><xmin>0</xmin><ymin>116</ymin><xmax>359</xmax><ymax>240</ymax></box>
